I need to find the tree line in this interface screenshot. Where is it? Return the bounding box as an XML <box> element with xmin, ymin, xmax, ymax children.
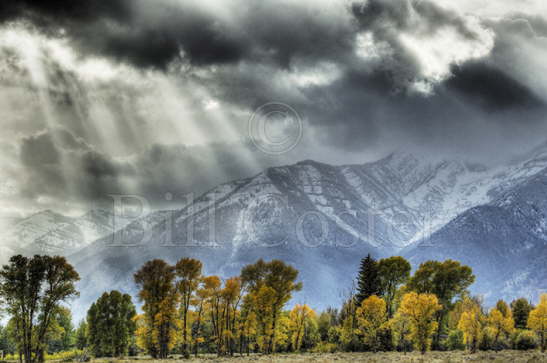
<box><xmin>0</xmin><ymin>254</ymin><xmax>545</xmax><ymax>363</ymax></box>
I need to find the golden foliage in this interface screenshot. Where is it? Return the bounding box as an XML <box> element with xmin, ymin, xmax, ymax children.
<box><xmin>398</xmin><ymin>292</ymin><xmax>441</xmax><ymax>354</ymax></box>
<box><xmin>527</xmin><ymin>293</ymin><xmax>547</xmax><ymax>352</ymax></box>
<box><xmin>457</xmin><ymin>299</ymin><xmax>484</xmax><ymax>353</ymax></box>
<box><xmin>355</xmin><ymin>295</ymin><xmax>387</xmax><ymax>351</ymax></box>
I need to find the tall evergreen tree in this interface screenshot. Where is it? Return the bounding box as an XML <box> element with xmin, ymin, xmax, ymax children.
<box><xmin>511</xmin><ymin>298</ymin><xmax>533</xmax><ymax>329</ymax></box>
<box><xmin>355</xmin><ymin>254</ymin><xmax>381</xmax><ymax>306</ymax></box>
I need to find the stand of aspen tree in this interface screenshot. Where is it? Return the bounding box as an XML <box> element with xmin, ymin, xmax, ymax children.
<box><xmin>0</xmin><ymin>254</ymin><xmax>545</xmax><ymax>362</ymax></box>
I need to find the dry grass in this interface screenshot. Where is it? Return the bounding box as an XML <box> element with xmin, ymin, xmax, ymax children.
<box><xmin>92</xmin><ymin>351</ymin><xmax>547</xmax><ymax>363</ymax></box>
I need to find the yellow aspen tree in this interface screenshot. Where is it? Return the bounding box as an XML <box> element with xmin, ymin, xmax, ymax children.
<box><xmin>448</xmin><ymin>295</ymin><xmax>480</xmax><ymax>331</ymax></box>
<box><xmin>338</xmin><ymin>297</ymin><xmax>359</xmax><ymax>350</ymax></box>
<box><xmin>174</xmin><ymin>258</ymin><xmax>202</xmax><ymax>359</ymax></box>
<box><xmin>388</xmin><ymin>311</ymin><xmax>412</xmax><ymax>353</ymax></box>
<box><xmin>458</xmin><ymin>304</ymin><xmax>484</xmax><ymax>353</ymax></box>
<box><xmin>288</xmin><ymin>304</ymin><xmax>316</xmax><ymax>352</ymax></box>
<box><xmin>527</xmin><ymin>293</ymin><xmax>547</xmax><ymax>352</ymax></box>
<box><xmin>275</xmin><ymin>314</ymin><xmax>291</xmax><ymax>351</ymax></box>
<box><xmin>240</xmin><ymin>259</ymin><xmax>302</xmax><ymax>354</ymax></box>
<box><xmin>495</xmin><ymin>300</ymin><xmax>512</xmax><ymax>318</ymax></box>
<box><xmin>398</xmin><ymin>292</ymin><xmax>441</xmax><ymax>354</ymax></box>
<box><xmin>133</xmin><ymin>314</ymin><xmax>152</xmax><ymax>352</ymax></box>
<box><xmin>238</xmin><ymin>296</ymin><xmax>258</xmax><ymax>356</ymax></box>
<box><xmin>192</xmin><ymin>276</ymin><xmax>217</xmax><ymax>357</ymax></box>
<box><xmin>355</xmin><ymin>295</ymin><xmax>387</xmax><ymax>351</ymax></box>
<box><xmin>205</xmin><ymin>276</ymin><xmax>224</xmax><ymax>355</ymax></box>
<box><xmin>221</xmin><ymin>277</ymin><xmax>243</xmax><ymax>356</ymax></box>
<box><xmin>134</xmin><ymin>259</ymin><xmax>177</xmax><ymax>359</ymax></box>
<box><xmin>250</xmin><ymin>285</ymin><xmax>276</xmax><ymax>353</ymax></box>
<box><xmin>487</xmin><ymin>308</ymin><xmax>514</xmax><ymax>349</ymax></box>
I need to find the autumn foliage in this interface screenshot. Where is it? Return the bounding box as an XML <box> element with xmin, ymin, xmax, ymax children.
<box><xmin>0</xmin><ymin>254</ymin><xmax>546</xmax><ymax>359</ymax></box>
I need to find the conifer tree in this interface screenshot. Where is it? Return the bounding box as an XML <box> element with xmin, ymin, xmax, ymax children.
<box><xmin>511</xmin><ymin>298</ymin><xmax>533</xmax><ymax>329</ymax></box>
<box><xmin>355</xmin><ymin>254</ymin><xmax>380</xmax><ymax>306</ymax></box>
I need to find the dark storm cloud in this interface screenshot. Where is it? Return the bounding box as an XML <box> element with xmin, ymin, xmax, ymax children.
<box><xmin>0</xmin><ymin>0</ymin><xmax>132</xmax><ymax>22</ymax></box>
<box><xmin>0</xmin><ymin>0</ymin><xmax>355</xmax><ymax>69</ymax></box>
<box><xmin>0</xmin><ymin>0</ymin><xmax>502</xmax><ymax>93</ymax></box>
<box><xmin>446</xmin><ymin>61</ymin><xmax>545</xmax><ymax>111</ymax></box>
<box><xmin>0</xmin><ymin>0</ymin><xmax>246</xmax><ymax>68</ymax></box>
<box><xmin>352</xmin><ymin>0</ymin><xmax>477</xmax><ymax>37</ymax></box>
<box><xmin>3</xmin><ymin>0</ymin><xmax>547</xmax><ymax>213</ymax></box>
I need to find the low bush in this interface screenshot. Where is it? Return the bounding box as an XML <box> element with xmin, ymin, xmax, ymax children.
<box><xmin>311</xmin><ymin>342</ymin><xmax>338</xmax><ymax>353</ymax></box>
<box><xmin>515</xmin><ymin>330</ymin><xmax>538</xmax><ymax>350</ymax></box>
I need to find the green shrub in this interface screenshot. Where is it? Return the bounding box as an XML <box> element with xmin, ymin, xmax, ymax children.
<box><xmin>515</xmin><ymin>330</ymin><xmax>538</xmax><ymax>350</ymax></box>
<box><xmin>446</xmin><ymin>330</ymin><xmax>465</xmax><ymax>350</ymax></box>
<box><xmin>311</xmin><ymin>342</ymin><xmax>338</xmax><ymax>353</ymax></box>
<box><xmin>479</xmin><ymin>327</ymin><xmax>495</xmax><ymax>351</ymax></box>
<box><xmin>3</xmin><ymin>350</ymin><xmax>85</xmax><ymax>362</ymax></box>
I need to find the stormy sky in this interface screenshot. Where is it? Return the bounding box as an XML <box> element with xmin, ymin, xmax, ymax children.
<box><xmin>0</xmin><ymin>0</ymin><xmax>546</xmax><ymax>217</ymax></box>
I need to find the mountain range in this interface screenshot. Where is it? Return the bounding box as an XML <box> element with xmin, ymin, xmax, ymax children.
<box><xmin>3</xmin><ymin>146</ymin><xmax>547</xmax><ymax>319</ymax></box>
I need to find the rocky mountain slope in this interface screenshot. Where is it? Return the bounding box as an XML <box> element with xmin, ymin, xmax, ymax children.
<box><xmin>66</xmin><ymin>147</ymin><xmax>547</xmax><ymax>316</ymax></box>
<box><xmin>404</xmin><ymin>166</ymin><xmax>547</xmax><ymax>305</ymax></box>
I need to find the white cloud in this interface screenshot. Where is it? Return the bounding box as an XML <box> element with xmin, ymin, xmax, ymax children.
<box><xmin>400</xmin><ymin>19</ymin><xmax>494</xmax><ymax>91</ymax></box>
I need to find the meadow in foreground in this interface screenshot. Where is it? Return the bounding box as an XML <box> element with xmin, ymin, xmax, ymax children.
<box><xmin>85</xmin><ymin>351</ymin><xmax>547</xmax><ymax>363</ymax></box>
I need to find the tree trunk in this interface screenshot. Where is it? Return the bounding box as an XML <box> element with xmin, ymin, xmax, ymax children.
<box><xmin>433</xmin><ymin>312</ymin><xmax>444</xmax><ymax>349</ymax></box>
<box><xmin>267</xmin><ymin>309</ymin><xmax>278</xmax><ymax>354</ymax></box>
<box><xmin>182</xmin><ymin>309</ymin><xmax>189</xmax><ymax>359</ymax></box>
<box><xmin>37</xmin><ymin>348</ymin><xmax>45</xmax><ymax>363</ymax></box>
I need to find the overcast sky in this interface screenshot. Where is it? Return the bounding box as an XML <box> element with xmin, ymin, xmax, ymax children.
<box><xmin>0</xmin><ymin>0</ymin><xmax>546</xmax><ymax>217</ymax></box>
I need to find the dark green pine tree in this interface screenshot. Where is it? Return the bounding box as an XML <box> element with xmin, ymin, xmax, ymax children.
<box><xmin>511</xmin><ymin>298</ymin><xmax>534</xmax><ymax>329</ymax></box>
<box><xmin>355</xmin><ymin>254</ymin><xmax>381</xmax><ymax>306</ymax></box>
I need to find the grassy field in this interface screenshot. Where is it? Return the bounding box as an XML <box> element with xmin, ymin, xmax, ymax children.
<box><xmin>86</xmin><ymin>351</ymin><xmax>547</xmax><ymax>363</ymax></box>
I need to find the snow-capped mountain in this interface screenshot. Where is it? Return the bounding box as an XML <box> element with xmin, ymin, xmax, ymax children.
<box><xmin>0</xmin><ymin>209</ymin><xmax>133</xmax><ymax>260</ymax></box>
<box><xmin>66</xmin><ymin>146</ymin><xmax>547</xmax><ymax>316</ymax></box>
<box><xmin>404</xmin><ymin>165</ymin><xmax>547</xmax><ymax>305</ymax></box>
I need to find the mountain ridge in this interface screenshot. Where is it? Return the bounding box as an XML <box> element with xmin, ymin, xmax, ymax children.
<box><xmin>4</xmin><ymin>148</ymin><xmax>547</xmax><ymax>318</ymax></box>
